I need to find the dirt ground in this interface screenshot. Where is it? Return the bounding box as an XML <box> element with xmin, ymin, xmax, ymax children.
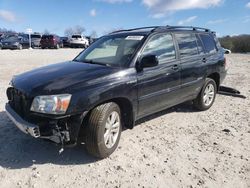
<box><xmin>0</xmin><ymin>49</ymin><xmax>249</xmax><ymax>188</ymax></box>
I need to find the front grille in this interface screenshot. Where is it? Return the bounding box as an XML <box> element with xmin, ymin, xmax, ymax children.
<box><xmin>6</xmin><ymin>87</ymin><xmax>31</xmax><ymax>118</ymax></box>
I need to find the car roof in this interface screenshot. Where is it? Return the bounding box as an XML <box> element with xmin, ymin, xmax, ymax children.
<box><xmin>109</xmin><ymin>26</ymin><xmax>215</xmax><ymax>36</ymax></box>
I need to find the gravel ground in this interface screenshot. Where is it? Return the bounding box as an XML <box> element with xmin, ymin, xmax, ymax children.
<box><xmin>0</xmin><ymin>49</ymin><xmax>249</xmax><ymax>188</ymax></box>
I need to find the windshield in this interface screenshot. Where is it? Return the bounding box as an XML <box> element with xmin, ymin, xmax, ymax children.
<box><xmin>31</xmin><ymin>34</ymin><xmax>41</xmax><ymax>39</ymax></box>
<box><xmin>42</xmin><ymin>35</ymin><xmax>53</xmax><ymax>39</ymax></box>
<box><xmin>72</xmin><ymin>35</ymin><xmax>82</xmax><ymax>39</ymax></box>
<box><xmin>74</xmin><ymin>34</ymin><xmax>145</xmax><ymax>67</ymax></box>
<box><xmin>3</xmin><ymin>36</ymin><xmax>19</xmax><ymax>42</ymax></box>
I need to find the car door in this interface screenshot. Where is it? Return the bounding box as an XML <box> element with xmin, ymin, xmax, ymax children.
<box><xmin>174</xmin><ymin>32</ymin><xmax>207</xmax><ymax>100</ymax></box>
<box><xmin>199</xmin><ymin>33</ymin><xmax>220</xmax><ymax>72</ymax></box>
<box><xmin>137</xmin><ymin>32</ymin><xmax>181</xmax><ymax>118</ymax></box>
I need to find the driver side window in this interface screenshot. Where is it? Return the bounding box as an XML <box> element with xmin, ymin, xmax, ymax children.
<box><xmin>141</xmin><ymin>33</ymin><xmax>176</xmax><ymax>64</ymax></box>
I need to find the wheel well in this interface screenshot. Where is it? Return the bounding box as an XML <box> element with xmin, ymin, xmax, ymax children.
<box><xmin>84</xmin><ymin>98</ymin><xmax>135</xmax><ymax>129</ymax></box>
<box><xmin>111</xmin><ymin>98</ymin><xmax>134</xmax><ymax>129</ymax></box>
<box><xmin>207</xmin><ymin>73</ymin><xmax>220</xmax><ymax>91</ymax></box>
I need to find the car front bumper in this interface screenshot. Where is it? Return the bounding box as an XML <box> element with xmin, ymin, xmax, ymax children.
<box><xmin>5</xmin><ymin>103</ymin><xmax>40</xmax><ymax>138</ymax></box>
<box><xmin>2</xmin><ymin>45</ymin><xmax>18</xmax><ymax>49</ymax></box>
<box><xmin>5</xmin><ymin>103</ymin><xmax>63</xmax><ymax>143</ymax></box>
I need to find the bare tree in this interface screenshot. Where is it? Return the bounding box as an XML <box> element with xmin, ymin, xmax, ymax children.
<box><xmin>90</xmin><ymin>30</ymin><xmax>98</xmax><ymax>38</ymax></box>
<box><xmin>102</xmin><ymin>27</ymin><xmax>124</xmax><ymax>35</ymax></box>
<box><xmin>64</xmin><ymin>25</ymin><xmax>85</xmax><ymax>37</ymax></box>
<box><xmin>74</xmin><ymin>25</ymin><xmax>85</xmax><ymax>35</ymax></box>
<box><xmin>64</xmin><ymin>27</ymin><xmax>74</xmax><ymax>37</ymax></box>
<box><xmin>43</xmin><ymin>29</ymin><xmax>50</xmax><ymax>35</ymax></box>
<box><xmin>0</xmin><ymin>27</ymin><xmax>15</xmax><ymax>34</ymax></box>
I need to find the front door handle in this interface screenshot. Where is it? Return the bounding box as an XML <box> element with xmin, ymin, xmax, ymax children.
<box><xmin>172</xmin><ymin>64</ymin><xmax>179</xmax><ymax>71</ymax></box>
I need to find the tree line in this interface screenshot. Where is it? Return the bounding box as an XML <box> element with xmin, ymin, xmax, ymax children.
<box><xmin>219</xmin><ymin>35</ymin><xmax>250</xmax><ymax>53</ymax></box>
<box><xmin>0</xmin><ymin>26</ymin><xmax>98</xmax><ymax>38</ymax></box>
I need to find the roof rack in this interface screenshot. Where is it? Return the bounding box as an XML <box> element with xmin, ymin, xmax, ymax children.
<box><xmin>110</xmin><ymin>25</ymin><xmax>211</xmax><ymax>34</ymax></box>
<box><xmin>164</xmin><ymin>26</ymin><xmax>210</xmax><ymax>32</ymax></box>
<box><xmin>110</xmin><ymin>26</ymin><xmax>160</xmax><ymax>34</ymax></box>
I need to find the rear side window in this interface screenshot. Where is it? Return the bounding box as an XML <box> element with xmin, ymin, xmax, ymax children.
<box><xmin>196</xmin><ymin>34</ymin><xmax>205</xmax><ymax>55</ymax></box>
<box><xmin>199</xmin><ymin>34</ymin><xmax>217</xmax><ymax>54</ymax></box>
<box><xmin>175</xmin><ymin>33</ymin><xmax>198</xmax><ymax>57</ymax></box>
<box><xmin>142</xmin><ymin>33</ymin><xmax>176</xmax><ymax>64</ymax></box>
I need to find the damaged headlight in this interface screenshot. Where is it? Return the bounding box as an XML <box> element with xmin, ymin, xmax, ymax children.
<box><xmin>30</xmin><ymin>94</ymin><xmax>71</xmax><ymax>114</ymax></box>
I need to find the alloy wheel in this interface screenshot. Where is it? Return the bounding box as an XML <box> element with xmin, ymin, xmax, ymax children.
<box><xmin>104</xmin><ymin>111</ymin><xmax>120</xmax><ymax>149</ymax></box>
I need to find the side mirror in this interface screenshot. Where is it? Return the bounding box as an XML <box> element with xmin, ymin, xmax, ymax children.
<box><xmin>138</xmin><ymin>55</ymin><xmax>159</xmax><ymax>70</ymax></box>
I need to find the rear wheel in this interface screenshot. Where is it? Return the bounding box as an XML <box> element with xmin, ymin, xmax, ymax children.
<box><xmin>85</xmin><ymin>102</ymin><xmax>122</xmax><ymax>158</ymax></box>
<box><xmin>193</xmin><ymin>78</ymin><xmax>217</xmax><ymax>111</ymax></box>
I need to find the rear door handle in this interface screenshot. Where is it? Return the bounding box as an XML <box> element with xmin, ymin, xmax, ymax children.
<box><xmin>172</xmin><ymin>64</ymin><xmax>179</xmax><ymax>71</ymax></box>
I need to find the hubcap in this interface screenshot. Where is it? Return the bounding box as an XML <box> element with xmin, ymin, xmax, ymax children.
<box><xmin>104</xmin><ymin>111</ymin><xmax>120</xmax><ymax>149</ymax></box>
<box><xmin>203</xmin><ymin>83</ymin><xmax>215</xmax><ymax>106</ymax></box>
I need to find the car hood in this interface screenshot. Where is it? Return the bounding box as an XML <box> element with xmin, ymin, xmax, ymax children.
<box><xmin>11</xmin><ymin>61</ymin><xmax>119</xmax><ymax>96</ymax></box>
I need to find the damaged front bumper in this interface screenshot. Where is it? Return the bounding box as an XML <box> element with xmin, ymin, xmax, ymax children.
<box><xmin>5</xmin><ymin>103</ymin><xmax>84</xmax><ymax>145</ymax></box>
<box><xmin>5</xmin><ymin>103</ymin><xmax>41</xmax><ymax>138</ymax></box>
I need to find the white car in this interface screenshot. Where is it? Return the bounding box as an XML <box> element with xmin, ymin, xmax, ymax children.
<box><xmin>69</xmin><ymin>35</ymin><xmax>89</xmax><ymax>48</ymax></box>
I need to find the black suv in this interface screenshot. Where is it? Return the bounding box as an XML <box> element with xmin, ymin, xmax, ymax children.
<box><xmin>5</xmin><ymin>26</ymin><xmax>227</xmax><ymax>158</ymax></box>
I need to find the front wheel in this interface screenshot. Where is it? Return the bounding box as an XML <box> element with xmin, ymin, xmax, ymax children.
<box><xmin>85</xmin><ymin>102</ymin><xmax>122</xmax><ymax>158</ymax></box>
<box><xmin>193</xmin><ymin>78</ymin><xmax>217</xmax><ymax>111</ymax></box>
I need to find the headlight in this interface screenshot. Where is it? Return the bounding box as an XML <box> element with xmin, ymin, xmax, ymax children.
<box><xmin>30</xmin><ymin>94</ymin><xmax>71</xmax><ymax>114</ymax></box>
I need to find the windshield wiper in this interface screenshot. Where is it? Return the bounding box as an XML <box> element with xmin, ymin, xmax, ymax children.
<box><xmin>83</xmin><ymin>60</ymin><xmax>111</xmax><ymax>67</ymax></box>
<box><xmin>73</xmin><ymin>59</ymin><xmax>111</xmax><ymax>67</ymax></box>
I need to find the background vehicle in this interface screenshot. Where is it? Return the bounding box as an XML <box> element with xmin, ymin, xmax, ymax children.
<box><xmin>1</xmin><ymin>35</ymin><xmax>30</xmax><ymax>50</ymax></box>
<box><xmin>0</xmin><ymin>33</ymin><xmax>3</xmax><ymax>42</ymax></box>
<box><xmin>60</xmin><ymin>37</ymin><xmax>70</xmax><ymax>47</ymax></box>
<box><xmin>69</xmin><ymin>35</ymin><xmax>89</xmax><ymax>48</ymax></box>
<box><xmin>5</xmin><ymin>26</ymin><xmax>226</xmax><ymax>158</ymax></box>
<box><xmin>31</xmin><ymin>34</ymin><xmax>42</xmax><ymax>48</ymax></box>
<box><xmin>40</xmin><ymin>35</ymin><xmax>63</xmax><ymax>49</ymax></box>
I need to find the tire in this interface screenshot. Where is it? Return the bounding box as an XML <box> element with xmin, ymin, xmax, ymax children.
<box><xmin>193</xmin><ymin>78</ymin><xmax>217</xmax><ymax>111</ymax></box>
<box><xmin>85</xmin><ymin>102</ymin><xmax>122</xmax><ymax>158</ymax></box>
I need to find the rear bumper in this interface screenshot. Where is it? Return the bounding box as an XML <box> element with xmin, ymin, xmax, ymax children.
<box><xmin>70</xmin><ymin>42</ymin><xmax>86</xmax><ymax>47</ymax></box>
